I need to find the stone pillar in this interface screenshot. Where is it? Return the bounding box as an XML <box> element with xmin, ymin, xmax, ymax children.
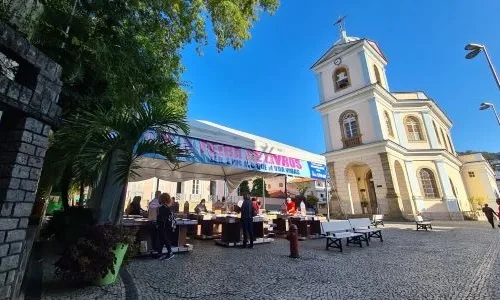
<box><xmin>0</xmin><ymin>113</ymin><xmax>49</xmax><ymax>298</ymax></box>
<box><xmin>326</xmin><ymin>162</ymin><xmax>345</xmax><ymax>218</ymax></box>
<box><xmin>378</xmin><ymin>152</ymin><xmax>403</xmax><ymax>219</ymax></box>
<box><xmin>403</xmin><ymin>161</ymin><xmax>425</xmax><ymax>214</ymax></box>
<box><xmin>0</xmin><ymin>23</ymin><xmax>62</xmax><ymax>299</ymax></box>
<box><xmin>434</xmin><ymin>160</ymin><xmax>463</xmax><ymax>221</ymax></box>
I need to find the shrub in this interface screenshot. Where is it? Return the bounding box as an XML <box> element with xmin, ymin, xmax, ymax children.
<box><xmin>360</xmin><ymin>200</ymin><xmax>369</xmax><ymax>208</ymax></box>
<box><xmin>55</xmin><ymin>225</ymin><xmax>137</xmax><ymax>282</ymax></box>
<box><xmin>41</xmin><ymin>207</ymin><xmax>96</xmax><ymax>245</ymax></box>
<box><xmin>305</xmin><ymin>194</ymin><xmax>319</xmax><ymax>208</ymax></box>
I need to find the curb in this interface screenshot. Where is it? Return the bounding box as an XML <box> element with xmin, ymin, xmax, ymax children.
<box><xmin>120</xmin><ymin>268</ymin><xmax>139</xmax><ymax>300</ymax></box>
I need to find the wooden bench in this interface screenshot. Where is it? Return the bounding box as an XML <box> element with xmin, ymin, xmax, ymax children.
<box><xmin>372</xmin><ymin>214</ymin><xmax>384</xmax><ymax>227</ymax></box>
<box><xmin>415</xmin><ymin>216</ymin><xmax>432</xmax><ymax>231</ymax></box>
<box><xmin>348</xmin><ymin>218</ymin><xmax>383</xmax><ymax>246</ymax></box>
<box><xmin>321</xmin><ymin>220</ymin><xmax>364</xmax><ymax>252</ymax></box>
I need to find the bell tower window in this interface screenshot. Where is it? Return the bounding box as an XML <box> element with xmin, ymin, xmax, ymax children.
<box><xmin>333</xmin><ymin>67</ymin><xmax>351</xmax><ymax>91</ymax></box>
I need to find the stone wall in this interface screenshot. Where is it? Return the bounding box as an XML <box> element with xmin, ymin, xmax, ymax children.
<box><xmin>0</xmin><ymin>23</ymin><xmax>62</xmax><ymax>299</ymax></box>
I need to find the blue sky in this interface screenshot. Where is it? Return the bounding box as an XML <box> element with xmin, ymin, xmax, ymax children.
<box><xmin>182</xmin><ymin>0</ymin><xmax>500</xmax><ymax>155</ymax></box>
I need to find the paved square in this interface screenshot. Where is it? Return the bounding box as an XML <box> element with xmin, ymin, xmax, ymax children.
<box><xmin>42</xmin><ymin>221</ymin><xmax>500</xmax><ymax>300</ymax></box>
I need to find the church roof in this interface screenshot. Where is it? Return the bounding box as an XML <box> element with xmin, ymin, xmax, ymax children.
<box><xmin>311</xmin><ymin>39</ymin><xmax>363</xmax><ymax>69</ymax></box>
<box><xmin>311</xmin><ymin>38</ymin><xmax>387</xmax><ymax>69</ymax></box>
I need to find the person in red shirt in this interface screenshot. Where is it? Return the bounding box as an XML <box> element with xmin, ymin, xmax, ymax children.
<box><xmin>286</xmin><ymin>197</ymin><xmax>296</xmax><ymax>215</ymax></box>
<box><xmin>251</xmin><ymin>198</ymin><xmax>260</xmax><ymax>215</ymax></box>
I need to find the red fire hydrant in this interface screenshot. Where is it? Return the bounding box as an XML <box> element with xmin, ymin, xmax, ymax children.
<box><xmin>286</xmin><ymin>224</ymin><xmax>299</xmax><ymax>258</ymax></box>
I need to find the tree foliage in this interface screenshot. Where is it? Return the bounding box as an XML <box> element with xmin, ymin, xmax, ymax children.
<box><xmin>251</xmin><ymin>178</ymin><xmax>269</xmax><ymax>197</ymax></box>
<box><xmin>296</xmin><ymin>182</ymin><xmax>309</xmax><ymax>196</ymax></box>
<box><xmin>238</xmin><ymin>180</ymin><xmax>250</xmax><ymax>196</ymax></box>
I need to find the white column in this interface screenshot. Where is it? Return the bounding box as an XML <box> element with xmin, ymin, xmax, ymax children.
<box><xmin>421</xmin><ymin>112</ymin><xmax>439</xmax><ymax>148</ymax></box>
<box><xmin>315</xmin><ymin>72</ymin><xmax>325</xmax><ymax>103</ymax></box>
<box><xmin>403</xmin><ymin>161</ymin><xmax>424</xmax><ymax>213</ymax></box>
<box><xmin>347</xmin><ymin>182</ymin><xmax>355</xmax><ymax>214</ymax></box>
<box><xmin>322</xmin><ymin>114</ymin><xmax>333</xmax><ymax>151</ymax></box>
<box><xmin>358</xmin><ymin>51</ymin><xmax>371</xmax><ymax>85</ymax></box>
<box><xmin>368</xmin><ymin>98</ymin><xmax>383</xmax><ymax>140</ymax></box>
<box><xmin>394</xmin><ymin>112</ymin><xmax>408</xmax><ymax>148</ymax></box>
<box><xmin>434</xmin><ymin>160</ymin><xmax>462</xmax><ymax>220</ymax></box>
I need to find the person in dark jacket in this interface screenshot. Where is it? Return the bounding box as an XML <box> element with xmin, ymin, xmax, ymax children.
<box><xmin>240</xmin><ymin>194</ymin><xmax>254</xmax><ymax>248</ymax></box>
<box><xmin>195</xmin><ymin>199</ymin><xmax>207</xmax><ymax>214</ymax></box>
<box><xmin>157</xmin><ymin>193</ymin><xmax>175</xmax><ymax>260</ymax></box>
<box><xmin>125</xmin><ymin>196</ymin><xmax>144</xmax><ymax>215</ymax></box>
<box><xmin>482</xmin><ymin>204</ymin><xmax>497</xmax><ymax>229</ymax></box>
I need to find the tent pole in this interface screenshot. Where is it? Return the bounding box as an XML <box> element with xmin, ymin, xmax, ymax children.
<box><xmin>284</xmin><ymin>174</ymin><xmax>287</xmax><ymax>199</ymax></box>
<box><xmin>262</xmin><ymin>177</ymin><xmax>265</xmax><ymax>210</ymax></box>
<box><xmin>325</xmin><ymin>179</ymin><xmax>330</xmax><ymax>219</ymax></box>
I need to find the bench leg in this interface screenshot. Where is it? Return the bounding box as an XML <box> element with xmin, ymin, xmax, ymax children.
<box><xmin>361</xmin><ymin>233</ymin><xmax>370</xmax><ymax>246</ymax></box>
<box><xmin>326</xmin><ymin>238</ymin><xmax>342</xmax><ymax>252</ymax></box>
<box><xmin>369</xmin><ymin>231</ymin><xmax>383</xmax><ymax>242</ymax></box>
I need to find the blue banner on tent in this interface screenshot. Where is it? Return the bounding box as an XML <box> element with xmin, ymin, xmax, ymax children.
<box><xmin>141</xmin><ymin>131</ymin><xmax>327</xmax><ymax>180</ymax></box>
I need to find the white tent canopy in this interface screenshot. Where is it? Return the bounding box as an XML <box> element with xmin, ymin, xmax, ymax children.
<box><xmin>131</xmin><ymin>120</ymin><xmax>327</xmax><ymax>192</ymax></box>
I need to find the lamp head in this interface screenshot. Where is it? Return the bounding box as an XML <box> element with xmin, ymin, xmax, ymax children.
<box><xmin>465</xmin><ymin>43</ymin><xmax>484</xmax><ymax>51</ymax></box>
<box><xmin>466</xmin><ymin>48</ymin><xmax>482</xmax><ymax>59</ymax></box>
<box><xmin>480</xmin><ymin>102</ymin><xmax>493</xmax><ymax>110</ymax></box>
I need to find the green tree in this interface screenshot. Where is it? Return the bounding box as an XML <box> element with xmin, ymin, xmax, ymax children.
<box><xmin>4</xmin><ymin>0</ymin><xmax>279</xmax><ymax>216</ymax></box>
<box><xmin>251</xmin><ymin>178</ymin><xmax>269</xmax><ymax>197</ymax></box>
<box><xmin>296</xmin><ymin>182</ymin><xmax>309</xmax><ymax>196</ymax></box>
<box><xmin>54</xmin><ymin>101</ymin><xmax>188</xmax><ymax>224</ymax></box>
<box><xmin>238</xmin><ymin>180</ymin><xmax>251</xmax><ymax>196</ymax></box>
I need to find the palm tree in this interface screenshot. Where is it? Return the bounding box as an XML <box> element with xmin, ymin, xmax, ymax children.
<box><xmin>54</xmin><ymin>101</ymin><xmax>188</xmax><ymax>224</ymax></box>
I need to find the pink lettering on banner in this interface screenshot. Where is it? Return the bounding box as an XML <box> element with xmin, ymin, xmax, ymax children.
<box><xmin>283</xmin><ymin>156</ymin><xmax>290</xmax><ymax>167</ymax></box>
<box><xmin>233</xmin><ymin>148</ymin><xmax>242</xmax><ymax>159</ymax></box>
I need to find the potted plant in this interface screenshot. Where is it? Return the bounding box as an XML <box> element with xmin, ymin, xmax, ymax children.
<box><xmin>55</xmin><ymin>225</ymin><xmax>136</xmax><ymax>286</ymax></box>
<box><xmin>360</xmin><ymin>200</ymin><xmax>369</xmax><ymax>214</ymax></box>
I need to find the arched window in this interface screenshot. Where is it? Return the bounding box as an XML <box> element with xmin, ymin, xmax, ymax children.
<box><xmin>449</xmin><ymin>178</ymin><xmax>457</xmax><ymax>198</ymax></box>
<box><xmin>446</xmin><ymin>134</ymin><xmax>455</xmax><ymax>154</ymax></box>
<box><xmin>373</xmin><ymin>64</ymin><xmax>381</xmax><ymax>84</ymax></box>
<box><xmin>432</xmin><ymin>121</ymin><xmax>441</xmax><ymax>144</ymax></box>
<box><xmin>440</xmin><ymin>128</ymin><xmax>449</xmax><ymax>151</ymax></box>
<box><xmin>405</xmin><ymin>116</ymin><xmax>424</xmax><ymax>141</ymax></box>
<box><xmin>384</xmin><ymin>111</ymin><xmax>394</xmax><ymax>137</ymax></box>
<box><xmin>419</xmin><ymin>168</ymin><xmax>439</xmax><ymax>198</ymax></box>
<box><xmin>333</xmin><ymin>67</ymin><xmax>350</xmax><ymax>91</ymax></box>
<box><xmin>339</xmin><ymin>110</ymin><xmax>361</xmax><ymax>148</ymax></box>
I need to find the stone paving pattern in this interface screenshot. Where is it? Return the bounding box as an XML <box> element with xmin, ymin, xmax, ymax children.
<box><xmin>41</xmin><ymin>221</ymin><xmax>500</xmax><ymax>300</ymax></box>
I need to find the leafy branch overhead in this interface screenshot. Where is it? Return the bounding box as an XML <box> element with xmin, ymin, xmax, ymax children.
<box><xmin>53</xmin><ymin>101</ymin><xmax>189</xmax><ymax>186</ymax></box>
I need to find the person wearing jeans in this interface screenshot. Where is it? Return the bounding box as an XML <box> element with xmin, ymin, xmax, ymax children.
<box><xmin>240</xmin><ymin>194</ymin><xmax>254</xmax><ymax>248</ymax></box>
<box><xmin>156</xmin><ymin>193</ymin><xmax>175</xmax><ymax>260</ymax></box>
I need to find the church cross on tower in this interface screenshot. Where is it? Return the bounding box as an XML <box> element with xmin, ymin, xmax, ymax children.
<box><xmin>334</xmin><ymin>15</ymin><xmax>348</xmax><ymax>41</ymax></box>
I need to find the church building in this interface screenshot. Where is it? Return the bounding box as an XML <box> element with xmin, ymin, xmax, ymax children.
<box><xmin>312</xmin><ymin>22</ymin><xmax>499</xmax><ymax>220</ymax></box>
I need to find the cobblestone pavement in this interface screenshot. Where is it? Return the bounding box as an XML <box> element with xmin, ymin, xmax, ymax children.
<box><xmin>41</xmin><ymin>221</ymin><xmax>500</xmax><ymax>300</ymax></box>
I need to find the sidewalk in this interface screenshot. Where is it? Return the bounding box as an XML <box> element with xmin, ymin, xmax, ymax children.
<box><xmin>35</xmin><ymin>221</ymin><xmax>500</xmax><ymax>300</ymax></box>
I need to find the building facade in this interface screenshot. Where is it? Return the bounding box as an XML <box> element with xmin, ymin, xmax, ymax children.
<box><xmin>312</xmin><ymin>27</ymin><xmax>498</xmax><ymax>219</ymax></box>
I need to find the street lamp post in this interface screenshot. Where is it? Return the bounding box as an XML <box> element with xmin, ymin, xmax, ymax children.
<box><xmin>465</xmin><ymin>43</ymin><xmax>500</xmax><ymax>90</ymax></box>
<box><xmin>479</xmin><ymin>102</ymin><xmax>500</xmax><ymax>125</ymax></box>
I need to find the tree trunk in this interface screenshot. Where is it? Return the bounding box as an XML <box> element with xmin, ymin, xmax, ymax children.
<box><xmin>79</xmin><ymin>180</ymin><xmax>85</xmax><ymax>205</ymax></box>
<box><xmin>60</xmin><ymin>163</ymin><xmax>73</xmax><ymax>211</ymax></box>
<box><xmin>89</xmin><ymin>149</ymin><xmax>130</xmax><ymax>224</ymax></box>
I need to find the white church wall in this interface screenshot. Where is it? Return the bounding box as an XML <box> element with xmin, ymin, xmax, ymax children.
<box><xmin>318</xmin><ymin>48</ymin><xmax>366</xmax><ymax>102</ymax></box>
<box><xmin>397</xmin><ymin>113</ymin><xmax>432</xmax><ymax>150</ymax></box>
<box><xmin>364</xmin><ymin>51</ymin><xmax>388</xmax><ymax>89</ymax></box>
<box><xmin>444</xmin><ymin>163</ymin><xmax>471</xmax><ymax>211</ymax></box>
<box><xmin>326</xmin><ymin>99</ymin><xmax>378</xmax><ymax>150</ymax></box>
<box><xmin>374</xmin><ymin>99</ymin><xmax>399</xmax><ymax>142</ymax></box>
